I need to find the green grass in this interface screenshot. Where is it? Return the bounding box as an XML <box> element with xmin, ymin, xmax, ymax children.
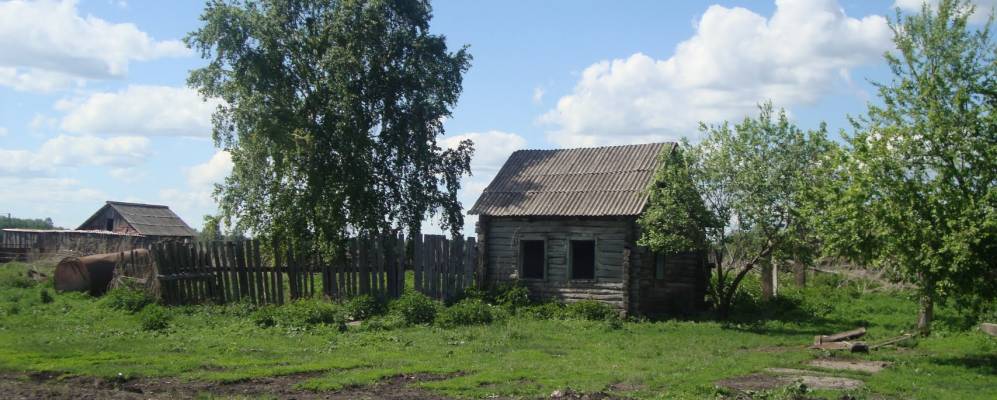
<box><xmin>0</xmin><ymin>261</ymin><xmax>994</xmax><ymax>399</ymax></box>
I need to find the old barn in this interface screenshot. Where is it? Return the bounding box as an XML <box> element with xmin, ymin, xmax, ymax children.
<box><xmin>78</xmin><ymin>201</ymin><xmax>196</xmax><ymax>241</ymax></box>
<box><xmin>470</xmin><ymin>143</ymin><xmax>707</xmax><ymax>316</ymax></box>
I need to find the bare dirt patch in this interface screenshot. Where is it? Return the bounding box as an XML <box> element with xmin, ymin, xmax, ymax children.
<box><xmin>716</xmin><ymin>371</ymin><xmax>863</xmax><ymax>392</ymax></box>
<box><xmin>0</xmin><ymin>371</ymin><xmax>458</xmax><ymax>400</ymax></box>
<box><xmin>808</xmin><ymin>359</ymin><xmax>891</xmax><ymax>373</ymax></box>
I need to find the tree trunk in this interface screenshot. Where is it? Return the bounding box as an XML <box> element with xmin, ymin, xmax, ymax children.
<box><xmin>760</xmin><ymin>260</ymin><xmax>774</xmax><ymax>301</ymax></box>
<box><xmin>794</xmin><ymin>261</ymin><xmax>806</xmax><ymax>287</ymax></box>
<box><xmin>918</xmin><ymin>294</ymin><xmax>934</xmax><ymax>336</ymax></box>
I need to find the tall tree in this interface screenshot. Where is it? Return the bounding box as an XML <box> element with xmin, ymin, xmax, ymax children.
<box><xmin>640</xmin><ymin>103</ymin><xmax>834</xmax><ymax>318</ymax></box>
<box><xmin>186</xmin><ymin>0</ymin><xmax>473</xmax><ymax>251</ymax></box>
<box><xmin>813</xmin><ymin>0</ymin><xmax>997</xmax><ymax>334</ymax></box>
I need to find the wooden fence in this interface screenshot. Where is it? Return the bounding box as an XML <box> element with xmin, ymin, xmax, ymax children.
<box><xmin>153</xmin><ymin>234</ymin><xmax>475</xmax><ymax>306</ymax></box>
<box><xmin>0</xmin><ymin>230</ymin><xmax>32</xmax><ymax>262</ymax></box>
<box><xmin>412</xmin><ymin>235</ymin><xmax>476</xmax><ymax>301</ymax></box>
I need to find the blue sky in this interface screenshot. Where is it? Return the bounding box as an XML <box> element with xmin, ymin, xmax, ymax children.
<box><xmin>0</xmin><ymin>0</ymin><xmax>990</xmax><ymax>234</ymax></box>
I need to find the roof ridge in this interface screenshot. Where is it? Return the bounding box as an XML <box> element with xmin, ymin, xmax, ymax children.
<box><xmin>107</xmin><ymin>201</ymin><xmax>169</xmax><ymax>208</ymax></box>
<box><xmin>510</xmin><ymin>141</ymin><xmax>671</xmax><ymax>154</ymax></box>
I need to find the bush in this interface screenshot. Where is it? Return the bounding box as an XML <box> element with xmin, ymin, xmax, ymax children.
<box><xmin>344</xmin><ymin>294</ymin><xmax>386</xmax><ymax>321</ymax></box>
<box><xmin>564</xmin><ymin>300</ymin><xmax>618</xmax><ymax>321</ymax></box>
<box><xmin>389</xmin><ymin>291</ymin><xmax>438</xmax><ymax>325</ymax></box>
<box><xmin>252</xmin><ymin>300</ymin><xmax>346</xmax><ymax>330</ymax></box>
<box><xmin>139</xmin><ymin>305</ymin><xmax>172</xmax><ymax>331</ymax></box>
<box><xmin>437</xmin><ymin>298</ymin><xmax>496</xmax><ymax>328</ymax></box>
<box><xmin>102</xmin><ymin>288</ymin><xmax>154</xmax><ymax>313</ymax></box>
<box><xmin>520</xmin><ymin>302</ymin><xmax>565</xmax><ymax>320</ymax></box>
<box><xmin>38</xmin><ymin>289</ymin><xmax>53</xmax><ymax>304</ymax></box>
<box><xmin>494</xmin><ymin>283</ymin><xmax>531</xmax><ymax>310</ymax></box>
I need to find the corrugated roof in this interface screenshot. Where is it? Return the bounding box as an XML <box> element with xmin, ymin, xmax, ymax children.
<box><xmin>78</xmin><ymin>201</ymin><xmax>197</xmax><ymax>237</ymax></box>
<box><xmin>469</xmin><ymin>142</ymin><xmax>672</xmax><ymax>217</ymax></box>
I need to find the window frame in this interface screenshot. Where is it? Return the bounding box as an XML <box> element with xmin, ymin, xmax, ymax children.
<box><xmin>518</xmin><ymin>237</ymin><xmax>547</xmax><ymax>281</ymax></box>
<box><xmin>567</xmin><ymin>236</ymin><xmax>599</xmax><ymax>282</ymax></box>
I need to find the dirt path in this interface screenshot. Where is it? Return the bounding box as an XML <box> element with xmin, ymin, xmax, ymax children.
<box><xmin>0</xmin><ymin>371</ymin><xmax>455</xmax><ymax>400</ymax></box>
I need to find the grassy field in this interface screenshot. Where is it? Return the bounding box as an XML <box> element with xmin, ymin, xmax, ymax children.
<box><xmin>0</xmin><ymin>261</ymin><xmax>994</xmax><ymax>399</ymax></box>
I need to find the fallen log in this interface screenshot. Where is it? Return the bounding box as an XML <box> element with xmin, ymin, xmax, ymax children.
<box><xmin>814</xmin><ymin>327</ymin><xmax>866</xmax><ymax>345</ymax></box>
<box><xmin>55</xmin><ymin>249</ymin><xmax>150</xmax><ymax>296</ymax></box>
<box><xmin>982</xmin><ymin>323</ymin><xmax>997</xmax><ymax>337</ymax></box>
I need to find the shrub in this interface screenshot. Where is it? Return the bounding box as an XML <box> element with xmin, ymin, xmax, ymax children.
<box><xmin>564</xmin><ymin>300</ymin><xmax>618</xmax><ymax>321</ymax></box>
<box><xmin>252</xmin><ymin>300</ymin><xmax>346</xmax><ymax>330</ymax></box>
<box><xmin>139</xmin><ymin>305</ymin><xmax>172</xmax><ymax>332</ymax></box>
<box><xmin>389</xmin><ymin>291</ymin><xmax>438</xmax><ymax>325</ymax></box>
<box><xmin>102</xmin><ymin>288</ymin><xmax>154</xmax><ymax>313</ymax></box>
<box><xmin>520</xmin><ymin>302</ymin><xmax>565</xmax><ymax>320</ymax></box>
<box><xmin>437</xmin><ymin>298</ymin><xmax>495</xmax><ymax>328</ymax></box>
<box><xmin>494</xmin><ymin>283</ymin><xmax>531</xmax><ymax>310</ymax></box>
<box><xmin>38</xmin><ymin>289</ymin><xmax>53</xmax><ymax>304</ymax></box>
<box><xmin>344</xmin><ymin>294</ymin><xmax>386</xmax><ymax>321</ymax></box>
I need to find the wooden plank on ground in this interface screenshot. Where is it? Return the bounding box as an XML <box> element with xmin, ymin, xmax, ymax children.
<box><xmin>815</xmin><ymin>327</ymin><xmax>867</xmax><ymax>345</ymax></box>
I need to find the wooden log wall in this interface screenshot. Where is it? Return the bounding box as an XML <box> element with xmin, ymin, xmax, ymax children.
<box><xmin>0</xmin><ymin>230</ymin><xmax>33</xmax><ymax>262</ymax></box>
<box><xmin>481</xmin><ymin>217</ymin><xmax>635</xmax><ymax>310</ymax></box>
<box><xmin>0</xmin><ymin>229</ymin><xmax>147</xmax><ymax>262</ymax></box>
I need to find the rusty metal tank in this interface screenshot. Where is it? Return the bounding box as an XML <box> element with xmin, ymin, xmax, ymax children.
<box><xmin>54</xmin><ymin>249</ymin><xmax>150</xmax><ymax>296</ymax></box>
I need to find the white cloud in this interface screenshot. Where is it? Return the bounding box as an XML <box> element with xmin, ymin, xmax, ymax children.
<box><xmin>107</xmin><ymin>167</ymin><xmax>146</xmax><ymax>183</ymax></box>
<box><xmin>0</xmin><ymin>0</ymin><xmax>188</xmax><ymax>91</ymax></box>
<box><xmin>541</xmin><ymin>0</ymin><xmax>892</xmax><ymax>147</ymax></box>
<box><xmin>60</xmin><ymin>85</ymin><xmax>222</xmax><ymax>137</ymax></box>
<box><xmin>0</xmin><ymin>67</ymin><xmax>83</xmax><ymax>92</ymax></box>
<box><xmin>895</xmin><ymin>0</ymin><xmax>996</xmax><ymax>23</ymax></box>
<box><xmin>187</xmin><ymin>150</ymin><xmax>233</xmax><ymax>188</ymax></box>
<box><xmin>158</xmin><ymin>151</ymin><xmax>233</xmax><ymax>228</ymax></box>
<box><xmin>532</xmin><ymin>87</ymin><xmax>545</xmax><ymax>104</ymax></box>
<box><xmin>0</xmin><ymin>135</ymin><xmax>150</xmax><ymax>176</ymax></box>
<box><xmin>0</xmin><ymin>176</ymin><xmax>106</xmax><ymax>228</ymax></box>
<box><xmin>440</xmin><ymin>131</ymin><xmax>528</xmax><ymax>234</ymax></box>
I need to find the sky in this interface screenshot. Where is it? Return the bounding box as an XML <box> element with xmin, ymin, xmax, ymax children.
<box><xmin>0</xmin><ymin>0</ymin><xmax>993</xmax><ymax>235</ymax></box>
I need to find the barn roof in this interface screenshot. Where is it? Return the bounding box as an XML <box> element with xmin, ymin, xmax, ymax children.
<box><xmin>469</xmin><ymin>142</ymin><xmax>672</xmax><ymax>217</ymax></box>
<box><xmin>78</xmin><ymin>201</ymin><xmax>197</xmax><ymax>237</ymax></box>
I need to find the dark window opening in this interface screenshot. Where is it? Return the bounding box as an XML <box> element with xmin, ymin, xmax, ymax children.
<box><xmin>105</xmin><ymin>218</ymin><xmax>114</xmax><ymax>231</ymax></box>
<box><xmin>521</xmin><ymin>240</ymin><xmax>545</xmax><ymax>279</ymax></box>
<box><xmin>655</xmin><ymin>253</ymin><xmax>667</xmax><ymax>280</ymax></box>
<box><xmin>571</xmin><ymin>240</ymin><xmax>596</xmax><ymax>280</ymax></box>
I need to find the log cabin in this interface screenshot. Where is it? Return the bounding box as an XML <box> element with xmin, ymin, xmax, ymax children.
<box><xmin>469</xmin><ymin>143</ymin><xmax>707</xmax><ymax>316</ymax></box>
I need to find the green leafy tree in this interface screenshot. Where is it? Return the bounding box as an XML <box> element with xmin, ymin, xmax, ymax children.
<box><xmin>200</xmin><ymin>215</ymin><xmax>223</xmax><ymax>241</ymax></box>
<box><xmin>813</xmin><ymin>0</ymin><xmax>997</xmax><ymax>334</ymax></box>
<box><xmin>186</xmin><ymin>0</ymin><xmax>473</xmax><ymax>252</ymax></box>
<box><xmin>638</xmin><ymin>144</ymin><xmax>715</xmax><ymax>255</ymax></box>
<box><xmin>641</xmin><ymin>103</ymin><xmax>834</xmax><ymax>318</ymax></box>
